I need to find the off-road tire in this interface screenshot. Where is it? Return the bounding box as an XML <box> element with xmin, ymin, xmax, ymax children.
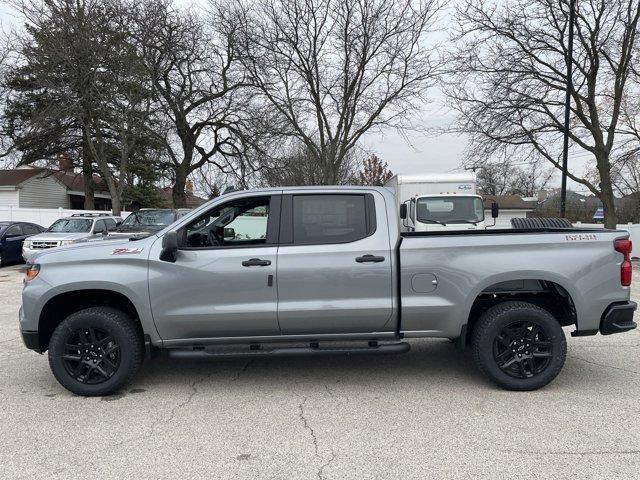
<box><xmin>48</xmin><ymin>307</ymin><xmax>144</xmax><ymax>396</ymax></box>
<box><xmin>471</xmin><ymin>301</ymin><xmax>567</xmax><ymax>391</ymax></box>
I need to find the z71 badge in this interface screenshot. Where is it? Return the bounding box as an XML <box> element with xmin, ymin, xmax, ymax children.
<box><xmin>111</xmin><ymin>247</ymin><xmax>144</xmax><ymax>255</ymax></box>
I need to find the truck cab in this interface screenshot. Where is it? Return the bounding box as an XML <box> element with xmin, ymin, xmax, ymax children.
<box><xmin>385</xmin><ymin>173</ymin><xmax>491</xmax><ymax>232</ymax></box>
<box><xmin>404</xmin><ymin>193</ymin><xmax>486</xmax><ymax>232</ymax></box>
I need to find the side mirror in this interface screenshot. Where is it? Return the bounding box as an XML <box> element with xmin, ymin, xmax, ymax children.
<box><xmin>116</xmin><ymin>221</ymin><xmax>123</xmax><ymax>226</ymax></box>
<box><xmin>160</xmin><ymin>231</ymin><xmax>178</xmax><ymax>262</ymax></box>
<box><xmin>491</xmin><ymin>202</ymin><xmax>499</xmax><ymax>219</ymax></box>
<box><xmin>399</xmin><ymin>203</ymin><xmax>407</xmax><ymax>220</ymax></box>
<box><xmin>224</xmin><ymin>227</ymin><xmax>236</xmax><ymax>239</ymax></box>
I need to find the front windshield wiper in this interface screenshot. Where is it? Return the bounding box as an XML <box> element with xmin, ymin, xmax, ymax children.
<box><xmin>447</xmin><ymin>219</ymin><xmax>479</xmax><ymax>225</ymax></box>
<box><xmin>420</xmin><ymin>219</ymin><xmax>447</xmax><ymax>226</ymax></box>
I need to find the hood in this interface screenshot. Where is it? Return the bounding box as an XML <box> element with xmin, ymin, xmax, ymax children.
<box><xmin>31</xmin><ymin>235</ymin><xmax>155</xmax><ymax>263</ymax></box>
<box><xmin>114</xmin><ymin>224</ymin><xmax>164</xmax><ymax>234</ymax></box>
<box><xmin>26</xmin><ymin>232</ymin><xmax>92</xmax><ymax>241</ymax></box>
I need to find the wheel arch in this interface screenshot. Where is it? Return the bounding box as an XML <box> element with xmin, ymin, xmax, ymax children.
<box><xmin>464</xmin><ymin>273</ymin><xmax>579</xmax><ymax>337</ymax></box>
<box><xmin>38</xmin><ymin>289</ymin><xmax>142</xmax><ymax>353</ymax></box>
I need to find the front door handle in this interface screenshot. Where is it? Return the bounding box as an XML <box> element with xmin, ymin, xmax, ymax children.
<box><xmin>242</xmin><ymin>258</ymin><xmax>271</xmax><ymax>267</ymax></box>
<box><xmin>355</xmin><ymin>254</ymin><xmax>385</xmax><ymax>263</ymax></box>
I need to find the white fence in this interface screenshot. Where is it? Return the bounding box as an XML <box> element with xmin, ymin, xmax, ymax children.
<box><xmin>573</xmin><ymin>222</ymin><xmax>640</xmax><ymax>257</ymax></box>
<box><xmin>0</xmin><ymin>206</ymin><xmax>131</xmax><ymax>228</ymax></box>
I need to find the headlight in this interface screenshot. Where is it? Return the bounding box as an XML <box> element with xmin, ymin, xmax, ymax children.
<box><xmin>23</xmin><ymin>240</ymin><xmax>31</xmax><ymax>248</ymax></box>
<box><xmin>60</xmin><ymin>240</ymin><xmax>76</xmax><ymax>246</ymax></box>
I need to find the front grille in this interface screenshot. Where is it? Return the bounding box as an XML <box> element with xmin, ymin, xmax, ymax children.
<box><xmin>30</xmin><ymin>241</ymin><xmax>60</xmax><ymax>249</ymax></box>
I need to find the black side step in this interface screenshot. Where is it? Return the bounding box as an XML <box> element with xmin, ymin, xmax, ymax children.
<box><xmin>167</xmin><ymin>342</ymin><xmax>410</xmax><ymax>359</ymax></box>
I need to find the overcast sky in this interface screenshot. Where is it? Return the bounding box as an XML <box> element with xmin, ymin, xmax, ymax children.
<box><xmin>0</xmin><ymin>1</ymin><xmax>591</xmax><ymax>192</ymax></box>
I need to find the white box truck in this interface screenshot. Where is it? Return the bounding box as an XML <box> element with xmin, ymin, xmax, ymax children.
<box><xmin>384</xmin><ymin>173</ymin><xmax>497</xmax><ymax>232</ymax></box>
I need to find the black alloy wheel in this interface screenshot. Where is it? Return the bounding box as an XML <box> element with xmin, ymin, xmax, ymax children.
<box><xmin>492</xmin><ymin>321</ymin><xmax>552</xmax><ymax>379</ymax></box>
<box><xmin>61</xmin><ymin>327</ymin><xmax>121</xmax><ymax>384</ymax></box>
<box><xmin>471</xmin><ymin>301</ymin><xmax>567</xmax><ymax>391</ymax></box>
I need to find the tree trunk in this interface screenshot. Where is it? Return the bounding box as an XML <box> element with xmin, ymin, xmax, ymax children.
<box><xmin>598</xmin><ymin>154</ymin><xmax>618</xmax><ymax>229</ymax></box>
<box><xmin>173</xmin><ymin>166</ymin><xmax>188</xmax><ymax>208</ymax></box>
<box><xmin>81</xmin><ymin>139</ymin><xmax>95</xmax><ymax>210</ymax></box>
<box><xmin>111</xmin><ymin>196</ymin><xmax>122</xmax><ymax>217</ymax></box>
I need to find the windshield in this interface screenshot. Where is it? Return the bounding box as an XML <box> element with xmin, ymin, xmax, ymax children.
<box><xmin>48</xmin><ymin>218</ymin><xmax>92</xmax><ymax>233</ymax></box>
<box><xmin>415</xmin><ymin>196</ymin><xmax>484</xmax><ymax>224</ymax></box>
<box><xmin>121</xmin><ymin>210</ymin><xmax>176</xmax><ymax>227</ymax></box>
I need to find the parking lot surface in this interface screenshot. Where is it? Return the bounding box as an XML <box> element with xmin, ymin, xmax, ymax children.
<box><xmin>1</xmin><ymin>263</ymin><xmax>639</xmax><ymax>479</ymax></box>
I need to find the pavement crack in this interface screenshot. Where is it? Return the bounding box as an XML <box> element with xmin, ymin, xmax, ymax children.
<box><xmin>317</xmin><ymin>449</ymin><xmax>336</xmax><ymax>480</ymax></box>
<box><xmin>298</xmin><ymin>397</ymin><xmax>335</xmax><ymax>479</ymax></box>
<box><xmin>162</xmin><ymin>373</ymin><xmax>210</xmax><ymax>426</ymax></box>
<box><xmin>298</xmin><ymin>397</ymin><xmax>320</xmax><ymax>458</ymax></box>
<box><xmin>232</xmin><ymin>359</ymin><xmax>253</xmax><ymax>381</ymax></box>
<box><xmin>571</xmin><ymin>354</ymin><xmax>640</xmax><ymax>375</ymax></box>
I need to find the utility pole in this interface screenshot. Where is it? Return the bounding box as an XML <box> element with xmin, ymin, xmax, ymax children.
<box><xmin>560</xmin><ymin>0</ymin><xmax>576</xmax><ymax>218</ymax></box>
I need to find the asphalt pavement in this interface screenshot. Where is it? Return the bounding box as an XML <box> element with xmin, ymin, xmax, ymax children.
<box><xmin>0</xmin><ymin>263</ymin><xmax>639</xmax><ymax>479</ymax></box>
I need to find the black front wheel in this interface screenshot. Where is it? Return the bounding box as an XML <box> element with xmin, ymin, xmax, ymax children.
<box><xmin>472</xmin><ymin>301</ymin><xmax>567</xmax><ymax>391</ymax></box>
<box><xmin>48</xmin><ymin>307</ymin><xmax>144</xmax><ymax>396</ymax></box>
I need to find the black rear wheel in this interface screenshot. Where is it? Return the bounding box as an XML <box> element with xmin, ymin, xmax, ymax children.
<box><xmin>49</xmin><ymin>307</ymin><xmax>144</xmax><ymax>396</ymax></box>
<box><xmin>472</xmin><ymin>301</ymin><xmax>566</xmax><ymax>390</ymax></box>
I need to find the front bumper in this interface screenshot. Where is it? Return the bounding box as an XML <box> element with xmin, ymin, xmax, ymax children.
<box><xmin>21</xmin><ymin>329</ymin><xmax>42</xmax><ymax>353</ymax></box>
<box><xmin>600</xmin><ymin>301</ymin><xmax>637</xmax><ymax>335</ymax></box>
<box><xmin>19</xmin><ymin>307</ymin><xmax>42</xmax><ymax>353</ymax></box>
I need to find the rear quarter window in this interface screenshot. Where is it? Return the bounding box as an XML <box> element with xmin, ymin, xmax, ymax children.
<box><xmin>292</xmin><ymin>194</ymin><xmax>368</xmax><ymax>244</ymax></box>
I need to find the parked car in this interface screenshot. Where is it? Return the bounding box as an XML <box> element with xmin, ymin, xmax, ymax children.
<box><xmin>19</xmin><ymin>186</ymin><xmax>636</xmax><ymax>396</ymax></box>
<box><xmin>22</xmin><ymin>213</ymin><xmax>122</xmax><ymax>262</ymax></box>
<box><xmin>108</xmin><ymin>208</ymin><xmax>191</xmax><ymax>238</ymax></box>
<box><xmin>0</xmin><ymin>222</ymin><xmax>45</xmax><ymax>266</ymax></box>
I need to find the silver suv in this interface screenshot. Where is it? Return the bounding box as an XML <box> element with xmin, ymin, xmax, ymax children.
<box><xmin>22</xmin><ymin>213</ymin><xmax>122</xmax><ymax>262</ymax></box>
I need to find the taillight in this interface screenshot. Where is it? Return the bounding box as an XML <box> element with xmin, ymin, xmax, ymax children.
<box><xmin>614</xmin><ymin>239</ymin><xmax>632</xmax><ymax>286</ymax></box>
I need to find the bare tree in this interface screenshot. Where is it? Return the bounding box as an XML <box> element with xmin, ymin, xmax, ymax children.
<box><xmin>133</xmin><ymin>0</ymin><xmax>254</xmax><ymax>207</ymax></box>
<box><xmin>476</xmin><ymin>158</ymin><xmax>553</xmax><ymax>197</ymax></box>
<box><xmin>236</xmin><ymin>0</ymin><xmax>442</xmax><ymax>185</ymax></box>
<box><xmin>261</xmin><ymin>143</ymin><xmax>358</xmax><ymax>186</ymax></box>
<box><xmin>446</xmin><ymin>0</ymin><xmax>640</xmax><ymax>228</ymax></box>
<box><xmin>357</xmin><ymin>154</ymin><xmax>393</xmax><ymax>186</ymax></box>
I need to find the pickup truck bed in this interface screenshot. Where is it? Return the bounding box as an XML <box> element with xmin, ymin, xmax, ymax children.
<box><xmin>19</xmin><ymin>186</ymin><xmax>636</xmax><ymax>395</ymax></box>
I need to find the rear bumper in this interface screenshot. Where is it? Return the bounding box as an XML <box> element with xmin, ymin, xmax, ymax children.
<box><xmin>600</xmin><ymin>301</ymin><xmax>637</xmax><ymax>335</ymax></box>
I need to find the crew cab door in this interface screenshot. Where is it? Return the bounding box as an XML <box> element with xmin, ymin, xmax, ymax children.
<box><xmin>276</xmin><ymin>192</ymin><xmax>394</xmax><ymax>334</ymax></box>
<box><xmin>148</xmin><ymin>194</ymin><xmax>281</xmax><ymax>341</ymax></box>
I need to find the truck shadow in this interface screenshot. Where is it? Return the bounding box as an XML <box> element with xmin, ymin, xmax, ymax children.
<box><xmin>135</xmin><ymin>339</ymin><xmax>491</xmax><ymax>391</ymax></box>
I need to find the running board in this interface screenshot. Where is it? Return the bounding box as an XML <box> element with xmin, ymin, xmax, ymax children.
<box><xmin>167</xmin><ymin>342</ymin><xmax>410</xmax><ymax>359</ymax></box>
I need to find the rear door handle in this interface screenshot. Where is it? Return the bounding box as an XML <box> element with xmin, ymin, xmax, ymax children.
<box><xmin>355</xmin><ymin>254</ymin><xmax>385</xmax><ymax>263</ymax></box>
<box><xmin>242</xmin><ymin>258</ymin><xmax>271</xmax><ymax>267</ymax></box>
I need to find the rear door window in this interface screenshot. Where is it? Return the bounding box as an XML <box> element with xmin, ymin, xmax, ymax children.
<box><xmin>292</xmin><ymin>195</ymin><xmax>368</xmax><ymax>245</ymax></box>
<box><xmin>22</xmin><ymin>224</ymin><xmax>41</xmax><ymax>235</ymax></box>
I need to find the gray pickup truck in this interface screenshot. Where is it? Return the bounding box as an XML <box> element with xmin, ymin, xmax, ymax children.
<box><xmin>19</xmin><ymin>186</ymin><xmax>637</xmax><ymax>396</ymax></box>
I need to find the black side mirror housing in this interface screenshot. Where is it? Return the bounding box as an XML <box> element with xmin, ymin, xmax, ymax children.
<box><xmin>160</xmin><ymin>231</ymin><xmax>179</xmax><ymax>262</ymax></box>
<box><xmin>399</xmin><ymin>203</ymin><xmax>407</xmax><ymax>220</ymax></box>
<box><xmin>491</xmin><ymin>202</ymin><xmax>499</xmax><ymax>219</ymax></box>
<box><xmin>224</xmin><ymin>227</ymin><xmax>236</xmax><ymax>239</ymax></box>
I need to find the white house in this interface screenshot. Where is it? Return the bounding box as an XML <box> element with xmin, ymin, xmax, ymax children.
<box><xmin>483</xmin><ymin>194</ymin><xmax>537</xmax><ymax>228</ymax></box>
<box><xmin>0</xmin><ymin>168</ymin><xmax>112</xmax><ymax>210</ymax></box>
